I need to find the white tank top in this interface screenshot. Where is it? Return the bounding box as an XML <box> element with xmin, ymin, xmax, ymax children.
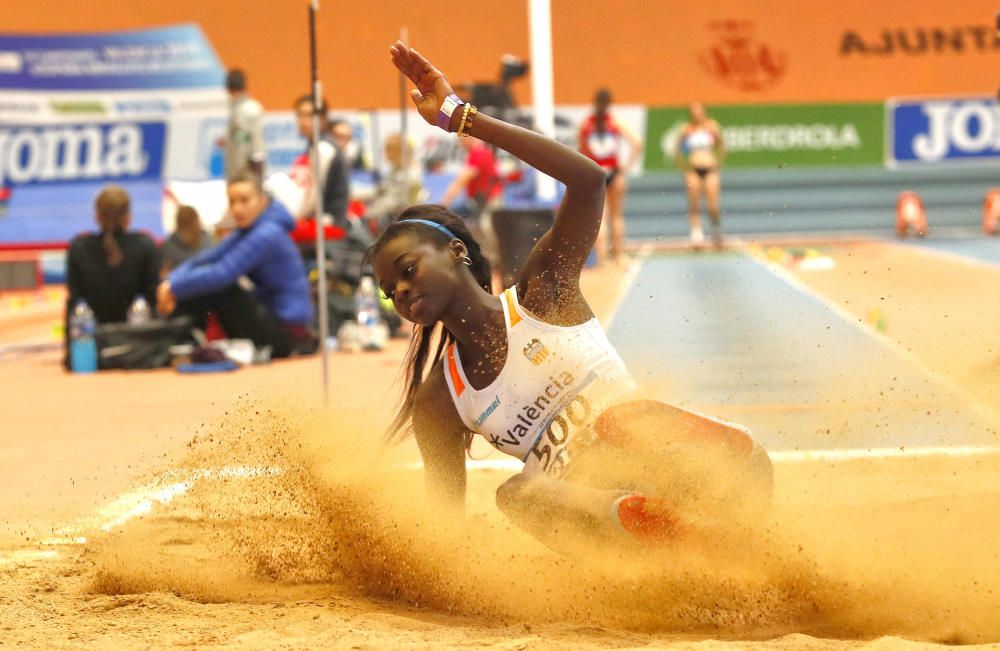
<box><xmin>443</xmin><ymin>286</ymin><xmax>639</xmax><ymax>477</ymax></box>
<box><xmin>683</xmin><ymin>127</ymin><xmax>716</xmax><ymax>153</ymax></box>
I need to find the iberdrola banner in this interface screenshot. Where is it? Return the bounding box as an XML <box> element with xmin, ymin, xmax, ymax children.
<box><xmin>644</xmin><ymin>102</ymin><xmax>885</xmax><ymax>170</ymax></box>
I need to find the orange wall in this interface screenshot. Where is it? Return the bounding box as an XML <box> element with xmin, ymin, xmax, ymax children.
<box><xmin>4</xmin><ymin>0</ymin><xmax>1000</xmax><ymax>108</ymax></box>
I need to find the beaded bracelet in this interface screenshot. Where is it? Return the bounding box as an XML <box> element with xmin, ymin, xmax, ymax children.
<box><xmin>456</xmin><ymin>103</ymin><xmax>472</xmax><ymax>136</ymax></box>
<box><xmin>459</xmin><ymin>105</ymin><xmax>478</xmax><ymax>138</ymax></box>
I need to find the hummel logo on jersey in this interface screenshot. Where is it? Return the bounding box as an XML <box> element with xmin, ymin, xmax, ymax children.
<box><xmin>473</xmin><ymin>395</ymin><xmax>501</xmax><ymax>429</ymax></box>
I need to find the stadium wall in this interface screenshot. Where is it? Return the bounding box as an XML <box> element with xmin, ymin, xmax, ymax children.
<box><xmin>3</xmin><ymin>0</ymin><xmax>1000</xmax><ymax>109</ymax></box>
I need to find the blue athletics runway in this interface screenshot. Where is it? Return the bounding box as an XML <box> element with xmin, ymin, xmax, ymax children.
<box><xmin>607</xmin><ymin>250</ymin><xmax>997</xmax><ymax>452</ymax></box>
<box><xmin>906</xmin><ymin>236</ymin><xmax>1000</xmax><ymax>268</ymax></box>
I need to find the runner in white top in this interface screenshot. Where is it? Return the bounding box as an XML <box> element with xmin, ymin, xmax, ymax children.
<box><xmin>674</xmin><ymin>102</ymin><xmax>726</xmax><ymax>249</ymax></box>
<box><xmin>373</xmin><ymin>42</ymin><xmax>771</xmax><ymax>548</ymax></box>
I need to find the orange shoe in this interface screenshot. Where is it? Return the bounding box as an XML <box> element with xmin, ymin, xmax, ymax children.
<box><xmin>612</xmin><ymin>494</ymin><xmax>687</xmax><ymax>544</ymax></box>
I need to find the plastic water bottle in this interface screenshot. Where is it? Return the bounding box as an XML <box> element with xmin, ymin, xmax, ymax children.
<box><xmin>354</xmin><ymin>276</ymin><xmax>387</xmax><ymax>351</ymax></box>
<box><xmin>127</xmin><ymin>295</ymin><xmax>151</xmax><ymax>325</ymax></box>
<box><xmin>209</xmin><ymin>143</ymin><xmax>225</xmax><ymax>178</ymax></box>
<box><xmin>69</xmin><ymin>300</ymin><xmax>98</xmax><ymax>373</ymax></box>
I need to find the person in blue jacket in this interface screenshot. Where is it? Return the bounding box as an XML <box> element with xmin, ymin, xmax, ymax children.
<box><xmin>156</xmin><ymin>172</ymin><xmax>317</xmax><ymax>358</ymax></box>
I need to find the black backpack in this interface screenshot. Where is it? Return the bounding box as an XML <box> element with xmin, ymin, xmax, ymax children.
<box><xmin>94</xmin><ymin>317</ymin><xmax>195</xmax><ymax>370</ymax></box>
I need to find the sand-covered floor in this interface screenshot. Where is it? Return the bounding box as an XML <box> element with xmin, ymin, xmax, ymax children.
<box><xmin>2</xmin><ymin>249</ymin><xmax>999</xmax><ymax>649</ymax></box>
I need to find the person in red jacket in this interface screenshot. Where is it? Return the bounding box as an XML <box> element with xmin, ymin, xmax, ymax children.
<box><xmin>441</xmin><ymin>135</ymin><xmax>503</xmax><ymax>263</ymax></box>
<box><xmin>579</xmin><ymin>88</ymin><xmax>642</xmax><ymax>265</ymax></box>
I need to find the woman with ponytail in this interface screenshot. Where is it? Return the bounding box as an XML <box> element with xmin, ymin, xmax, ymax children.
<box><xmin>373</xmin><ymin>43</ymin><xmax>772</xmax><ymax>548</ymax></box>
<box><xmin>65</xmin><ymin>185</ymin><xmax>160</xmax><ymax>358</ymax></box>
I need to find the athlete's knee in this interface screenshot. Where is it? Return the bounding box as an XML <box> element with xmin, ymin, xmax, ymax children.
<box><xmin>705</xmin><ymin>416</ymin><xmax>755</xmax><ymax>458</ymax></box>
<box><xmin>725</xmin><ymin>419</ymin><xmax>753</xmax><ymax>447</ymax></box>
<box><xmin>706</xmin><ymin>419</ymin><xmax>772</xmax><ymax>488</ymax></box>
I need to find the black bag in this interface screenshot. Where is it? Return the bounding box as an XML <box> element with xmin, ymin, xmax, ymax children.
<box><xmin>94</xmin><ymin>317</ymin><xmax>195</xmax><ymax>370</ymax></box>
<box><xmin>324</xmin><ymin>288</ymin><xmax>357</xmax><ymax>337</ymax></box>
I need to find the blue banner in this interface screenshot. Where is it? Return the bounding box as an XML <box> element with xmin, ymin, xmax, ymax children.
<box><xmin>0</xmin><ymin>121</ymin><xmax>166</xmax><ymax>187</ymax></box>
<box><xmin>889</xmin><ymin>97</ymin><xmax>1000</xmax><ymax>165</ymax></box>
<box><xmin>0</xmin><ymin>180</ymin><xmax>164</xmax><ymax>244</ymax></box>
<box><xmin>0</xmin><ymin>24</ymin><xmax>223</xmax><ymax>90</ymax></box>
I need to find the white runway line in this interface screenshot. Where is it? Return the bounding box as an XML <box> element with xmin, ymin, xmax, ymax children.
<box><xmin>33</xmin><ymin>466</ymin><xmax>286</xmax><ymax>548</ymax></box>
<box><xmin>6</xmin><ymin>443</ymin><xmax>999</xmax><ymax>567</ymax></box>
<box><xmin>418</xmin><ymin>444</ymin><xmax>1000</xmax><ymax>473</ymax></box>
<box><xmin>744</xmin><ymin>246</ymin><xmax>1000</xmax><ymax>427</ymax></box>
<box><xmin>93</xmin><ymin>481</ymin><xmax>192</xmax><ymax>535</ymax></box>
<box><xmin>766</xmin><ymin>445</ymin><xmax>1000</xmax><ymax>462</ymax></box>
<box><xmin>605</xmin><ymin>242</ymin><xmax>652</xmax><ymax>330</ymax></box>
<box><xmin>65</xmin><ymin>443</ymin><xmax>1000</xmax><ymax>545</ymax></box>
<box><xmin>0</xmin><ymin>549</ymin><xmax>59</xmax><ymax>566</ymax></box>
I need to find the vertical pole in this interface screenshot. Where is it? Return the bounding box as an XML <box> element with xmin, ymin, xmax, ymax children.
<box><xmin>398</xmin><ymin>27</ymin><xmax>410</xmax><ymax>202</ymax></box>
<box><xmin>528</xmin><ymin>0</ymin><xmax>557</xmax><ymax>201</ymax></box>
<box><xmin>309</xmin><ymin>0</ymin><xmax>329</xmax><ymax>401</ymax></box>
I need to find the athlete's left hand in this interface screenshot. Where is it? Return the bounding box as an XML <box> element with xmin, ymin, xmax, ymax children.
<box><xmin>389</xmin><ymin>41</ymin><xmax>457</xmax><ymax>130</ymax></box>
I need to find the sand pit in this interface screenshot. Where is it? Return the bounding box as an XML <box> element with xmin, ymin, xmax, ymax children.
<box><xmin>2</xmin><ymin>252</ymin><xmax>999</xmax><ymax>649</ymax></box>
<box><xmin>1</xmin><ymin>398</ymin><xmax>998</xmax><ymax>649</ymax></box>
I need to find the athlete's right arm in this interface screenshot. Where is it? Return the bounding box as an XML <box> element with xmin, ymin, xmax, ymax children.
<box><xmin>390</xmin><ymin>41</ymin><xmax>606</xmax><ymax>277</ymax></box>
<box><xmin>411</xmin><ymin>367</ymin><xmax>469</xmax><ymax>513</ymax></box>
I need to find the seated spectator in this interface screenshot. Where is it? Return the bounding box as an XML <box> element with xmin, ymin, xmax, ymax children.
<box><xmin>161</xmin><ymin>205</ymin><xmax>212</xmax><ymax>273</ymax></box>
<box><xmin>65</xmin><ymin>185</ymin><xmax>159</xmax><ymax>345</ymax></box>
<box><xmin>367</xmin><ymin>132</ymin><xmax>424</xmax><ymax>232</ymax></box>
<box><xmin>156</xmin><ymin>172</ymin><xmax>317</xmax><ymax>358</ymax></box>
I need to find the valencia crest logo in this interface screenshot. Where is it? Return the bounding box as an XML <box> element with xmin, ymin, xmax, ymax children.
<box><xmin>522</xmin><ymin>338</ymin><xmax>550</xmax><ymax>366</ymax></box>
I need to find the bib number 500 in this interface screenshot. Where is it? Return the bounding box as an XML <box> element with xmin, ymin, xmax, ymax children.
<box><xmin>529</xmin><ymin>394</ymin><xmax>592</xmax><ymax>478</ymax></box>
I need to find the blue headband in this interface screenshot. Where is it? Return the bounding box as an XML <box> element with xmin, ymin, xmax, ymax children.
<box><xmin>397</xmin><ymin>218</ymin><xmax>456</xmax><ymax>240</ymax></box>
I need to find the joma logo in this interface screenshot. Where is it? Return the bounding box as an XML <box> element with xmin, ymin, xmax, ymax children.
<box><xmin>0</xmin><ymin>122</ymin><xmax>161</xmax><ymax>186</ymax></box>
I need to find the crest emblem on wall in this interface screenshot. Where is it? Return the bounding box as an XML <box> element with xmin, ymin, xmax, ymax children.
<box><xmin>699</xmin><ymin>20</ymin><xmax>787</xmax><ymax>92</ymax></box>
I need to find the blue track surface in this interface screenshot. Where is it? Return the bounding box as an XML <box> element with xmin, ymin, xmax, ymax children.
<box><xmin>908</xmin><ymin>237</ymin><xmax>1000</xmax><ymax>267</ymax></box>
<box><xmin>607</xmin><ymin>251</ymin><xmax>995</xmax><ymax>451</ymax></box>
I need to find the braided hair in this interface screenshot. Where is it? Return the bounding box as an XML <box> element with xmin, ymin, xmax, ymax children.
<box><xmin>94</xmin><ymin>185</ymin><xmax>130</xmax><ymax>267</ymax></box>
<box><xmin>368</xmin><ymin>205</ymin><xmax>492</xmax><ymax>442</ymax></box>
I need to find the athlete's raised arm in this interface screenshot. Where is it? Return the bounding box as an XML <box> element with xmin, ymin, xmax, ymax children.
<box><xmin>390</xmin><ymin>41</ymin><xmax>606</xmax><ymax>284</ymax></box>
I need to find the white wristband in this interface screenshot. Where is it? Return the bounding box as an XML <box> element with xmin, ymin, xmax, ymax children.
<box><xmin>436</xmin><ymin>94</ymin><xmax>464</xmax><ymax>130</ymax></box>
